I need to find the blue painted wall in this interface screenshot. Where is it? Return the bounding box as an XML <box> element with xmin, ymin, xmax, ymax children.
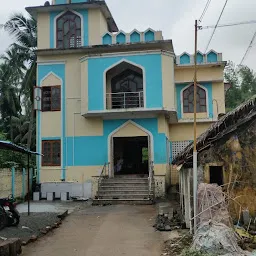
<box><xmin>130</xmin><ymin>32</ymin><xmax>140</xmax><ymax>43</ymax></box>
<box><xmin>145</xmin><ymin>31</ymin><xmax>155</xmax><ymax>42</ymax></box>
<box><xmin>55</xmin><ymin>0</ymin><xmax>66</xmax><ymax>4</ymax></box>
<box><xmin>176</xmin><ymin>83</ymin><xmax>213</xmax><ymax>119</ymax></box>
<box><xmin>66</xmin><ymin>118</ymin><xmax>167</xmax><ymax>166</ymax></box>
<box><xmin>72</xmin><ymin>0</ymin><xmax>89</xmax><ymax>3</ymax></box>
<box><xmin>102</xmin><ymin>34</ymin><xmax>112</xmax><ymax>45</ymax></box>
<box><xmin>87</xmin><ymin>54</ymin><xmax>163</xmax><ymax>111</ymax></box>
<box><xmin>37</xmin><ymin>64</ymin><xmax>66</xmax><ymax>180</ymax></box>
<box><xmin>207</xmin><ymin>52</ymin><xmax>218</xmax><ymax>63</ymax></box>
<box><xmin>116</xmin><ymin>33</ymin><xmax>126</xmax><ymax>44</ymax></box>
<box><xmin>180</xmin><ymin>54</ymin><xmax>190</xmax><ymax>64</ymax></box>
<box><xmin>50</xmin><ymin>9</ymin><xmax>88</xmax><ymax>48</ymax></box>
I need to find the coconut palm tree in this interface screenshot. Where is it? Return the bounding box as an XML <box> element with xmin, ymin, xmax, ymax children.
<box><xmin>3</xmin><ymin>13</ymin><xmax>37</xmax><ymax>149</ymax></box>
<box><xmin>0</xmin><ymin>62</ymin><xmax>21</xmax><ymax>141</ymax></box>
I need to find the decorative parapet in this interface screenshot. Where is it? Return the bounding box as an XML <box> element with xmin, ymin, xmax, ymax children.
<box><xmin>102</xmin><ymin>28</ymin><xmax>163</xmax><ymax>45</ymax></box>
<box><xmin>176</xmin><ymin>50</ymin><xmax>223</xmax><ymax>65</ymax></box>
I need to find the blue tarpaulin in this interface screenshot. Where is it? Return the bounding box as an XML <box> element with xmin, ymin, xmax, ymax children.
<box><xmin>0</xmin><ymin>140</ymin><xmax>41</xmax><ymax>155</ymax></box>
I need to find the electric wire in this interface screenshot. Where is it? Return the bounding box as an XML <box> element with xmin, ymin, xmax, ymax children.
<box><xmin>240</xmin><ymin>30</ymin><xmax>256</xmax><ymax>65</ymax></box>
<box><xmin>199</xmin><ymin>20</ymin><xmax>256</xmax><ymax>30</ymax></box>
<box><xmin>204</xmin><ymin>0</ymin><xmax>229</xmax><ymax>53</ymax></box>
<box><xmin>199</xmin><ymin>0</ymin><xmax>211</xmax><ymax>24</ymax></box>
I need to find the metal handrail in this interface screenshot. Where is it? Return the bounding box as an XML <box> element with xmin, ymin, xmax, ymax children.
<box><xmin>97</xmin><ymin>162</ymin><xmax>109</xmax><ymax>199</ymax></box>
<box><xmin>106</xmin><ymin>91</ymin><xmax>144</xmax><ymax>109</ymax></box>
<box><xmin>148</xmin><ymin>161</ymin><xmax>155</xmax><ymax>199</ymax></box>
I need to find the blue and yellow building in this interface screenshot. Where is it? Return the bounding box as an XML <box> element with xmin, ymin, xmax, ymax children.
<box><xmin>27</xmin><ymin>0</ymin><xmax>226</xmax><ymax>198</ymax></box>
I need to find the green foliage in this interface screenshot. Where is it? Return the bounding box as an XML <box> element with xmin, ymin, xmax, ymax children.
<box><xmin>225</xmin><ymin>61</ymin><xmax>256</xmax><ymax>111</ymax></box>
<box><xmin>0</xmin><ymin>13</ymin><xmax>37</xmax><ymax>153</ymax></box>
<box><xmin>0</xmin><ymin>132</ymin><xmax>31</xmax><ymax>168</ymax></box>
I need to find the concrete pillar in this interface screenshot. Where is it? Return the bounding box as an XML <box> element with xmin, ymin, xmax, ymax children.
<box><xmin>11</xmin><ymin>167</ymin><xmax>15</xmax><ymax>198</ymax></box>
<box><xmin>47</xmin><ymin>192</ymin><xmax>55</xmax><ymax>201</ymax></box>
<box><xmin>61</xmin><ymin>192</ymin><xmax>69</xmax><ymax>201</ymax></box>
<box><xmin>22</xmin><ymin>168</ymin><xmax>26</xmax><ymax>199</ymax></box>
<box><xmin>33</xmin><ymin>192</ymin><xmax>40</xmax><ymax>201</ymax></box>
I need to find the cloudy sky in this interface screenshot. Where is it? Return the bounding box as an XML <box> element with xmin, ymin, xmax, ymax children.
<box><xmin>0</xmin><ymin>0</ymin><xmax>255</xmax><ymax>70</ymax></box>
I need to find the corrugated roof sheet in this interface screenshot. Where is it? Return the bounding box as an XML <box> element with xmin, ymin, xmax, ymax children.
<box><xmin>0</xmin><ymin>140</ymin><xmax>41</xmax><ymax>155</ymax></box>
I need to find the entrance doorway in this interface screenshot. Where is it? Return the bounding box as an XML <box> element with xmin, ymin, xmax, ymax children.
<box><xmin>113</xmin><ymin>137</ymin><xmax>149</xmax><ymax>175</ymax></box>
<box><xmin>209</xmin><ymin>166</ymin><xmax>223</xmax><ymax>186</ymax></box>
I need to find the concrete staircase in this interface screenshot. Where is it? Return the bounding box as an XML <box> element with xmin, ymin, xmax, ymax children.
<box><xmin>93</xmin><ymin>175</ymin><xmax>154</xmax><ymax>205</ymax></box>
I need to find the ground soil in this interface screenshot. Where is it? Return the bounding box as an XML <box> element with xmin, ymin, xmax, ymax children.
<box><xmin>0</xmin><ymin>212</ymin><xmax>60</xmax><ymax>243</ymax></box>
<box><xmin>23</xmin><ymin>205</ymin><xmax>163</xmax><ymax>256</ymax></box>
<box><xmin>161</xmin><ymin>230</ymin><xmax>192</xmax><ymax>256</ymax></box>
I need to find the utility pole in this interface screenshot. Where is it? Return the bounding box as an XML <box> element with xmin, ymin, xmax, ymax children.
<box><xmin>193</xmin><ymin>20</ymin><xmax>198</xmax><ymax>234</ymax></box>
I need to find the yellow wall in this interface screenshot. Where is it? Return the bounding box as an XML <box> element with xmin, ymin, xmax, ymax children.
<box><xmin>175</xmin><ymin>66</ymin><xmax>224</xmax><ymax>83</ymax></box>
<box><xmin>175</xmin><ymin>65</ymin><xmax>226</xmax><ymax>120</ymax></box>
<box><xmin>38</xmin><ymin>54</ymin><xmax>104</xmax><ymax>138</ymax></box>
<box><xmin>155</xmin><ymin>164</ymin><xmax>167</xmax><ymax>175</ymax></box>
<box><xmin>158</xmin><ymin>115</ymin><xmax>169</xmax><ymax>139</ymax></box>
<box><xmin>41</xmin><ymin>73</ymin><xmax>62</xmax><ymax>138</ymax></box>
<box><xmin>88</xmin><ymin>9</ymin><xmax>108</xmax><ymax>45</ymax></box>
<box><xmin>162</xmin><ymin>55</ymin><xmax>175</xmax><ymax>111</ymax></box>
<box><xmin>40</xmin><ymin>167</ymin><xmax>62</xmax><ymax>182</ymax></box>
<box><xmin>113</xmin><ymin>122</ymin><xmax>147</xmax><ymax>137</ymax></box>
<box><xmin>37</xmin><ymin>13</ymin><xmax>50</xmax><ymax>49</ymax></box>
<box><xmin>81</xmin><ymin>60</ymin><xmax>88</xmax><ymax>114</ymax></box>
<box><xmin>66</xmin><ymin>166</ymin><xmax>103</xmax><ymax>182</ymax></box>
<box><xmin>169</xmin><ymin>122</ymin><xmax>212</xmax><ymax>141</ymax></box>
<box><xmin>212</xmin><ymin>82</ymin><xmax>226</xmax><ymax>115</ymax></box>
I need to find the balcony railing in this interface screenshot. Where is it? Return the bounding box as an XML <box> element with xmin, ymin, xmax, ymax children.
<box><xmin>106</xmin><ymin>91</ymin><xmax>144</xmax><ymax>109</ymax></box>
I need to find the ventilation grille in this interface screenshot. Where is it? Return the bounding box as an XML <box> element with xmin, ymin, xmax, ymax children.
<box><xmin>172</xmin><ymin>141</ymin><xmax>191</xmax><ymax>159</ymax></box>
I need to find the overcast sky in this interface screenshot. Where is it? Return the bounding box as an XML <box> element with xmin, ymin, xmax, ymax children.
<box><xmin>0</xmin><ymin>0</ymin><xmax>255</xmax><ymax>70</ymax></box>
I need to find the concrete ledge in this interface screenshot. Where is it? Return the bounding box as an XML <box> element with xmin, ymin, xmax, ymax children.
<box><xmin>46</xmin><ymin>192</ymin><xmax>55</xmax><ymax>201</ymax></box>
<box><xmin>60</xmin><ymin>192</ymin><xmax>69</xmax><ymax>201</ymax></box>
<box><xmin>33</xmin><ymin>192</ymin><xmax>40</xmax><ymax>201</ymax></box>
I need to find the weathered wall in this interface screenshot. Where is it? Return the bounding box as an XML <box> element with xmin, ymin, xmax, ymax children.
<box><xmin>0</xmin><ymin>169</ymin><xmax>29</xmax><ymax>199</ymax></box>
<box><xmin>198</xmin><ymin>118</ymin><xmax>256</xmax><ymax>219</ymax></box>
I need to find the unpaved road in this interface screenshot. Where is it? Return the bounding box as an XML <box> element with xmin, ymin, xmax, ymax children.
<box><xmin>23</xmin><ymin>205</ymin><xmax>163</xmax><ymax>256</ymax></box>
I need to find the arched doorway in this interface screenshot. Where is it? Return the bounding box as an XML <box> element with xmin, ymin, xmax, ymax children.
<box><xmin>108</xmin><ymin>121</ymin><xmax>154</xmax><ymax>177</ymax></box>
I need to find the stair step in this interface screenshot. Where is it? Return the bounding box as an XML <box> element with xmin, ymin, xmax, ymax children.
<box><xmin>101</xmin><ymin>180</ymin><xmax>149</xmax><ymax>185</ymax></box>
<box><xmin>114</xmin><ymin>175</ymin><xmax>148</xmax><ymax>178</ymax></box>
<box><xmin>98</xmin><ymin>190</ymin><xmax>149</xmax><ymax>194</ymax></box>
<box><xmin>100</xmin><ymin>185</ymin><xmax>148</xmax><ymax>190</ymax></box>
<box><xmin>93</xmin><ymin>199</ymin><xmax>154</xmax><ymax>205</ymax></box>
<box><xmin>96</xmin><ymin>194</ymin><xmax>152</xmax><ymax>199</ymax></box>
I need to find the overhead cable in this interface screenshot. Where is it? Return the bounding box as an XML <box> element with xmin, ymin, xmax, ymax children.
<box><xmin>199</xmin><ymin>0</ymin><xmax>212</xmax><ymax>24</ymax></box>
<box><xmin>204</xmin><ymin>0</ymin><xmax>229</xmax><ymax>53</ymax></box>
<box><xmin>240</xmin><ymin>30</ymin><xmax>256</xmax><ymax>65</ymax></box>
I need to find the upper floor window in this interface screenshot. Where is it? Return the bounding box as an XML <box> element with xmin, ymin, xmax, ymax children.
<box><xmin>183</xmin><ymin>85</ymin><xmax>207</xmax><ymax>113</ymax></box>
<box><xmin>42</xmin><ymin>86</ymin><xmax>61</xmax><ymax>111</ymax></box>
<box><xmin>56</xmin><ymin>11</ymin><xmax>81</xmax><ymax>49</ymax></box>
<box><xmin>111</xmin><ymin>69</ymin><xmax>143</xmax><ymax>109</ymax></box>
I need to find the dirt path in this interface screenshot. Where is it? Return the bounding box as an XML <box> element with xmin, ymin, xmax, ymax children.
<box><xmin>23</xmin><ymin>205</ymin><xmax>163</xmax><ymax>256</ymax></box>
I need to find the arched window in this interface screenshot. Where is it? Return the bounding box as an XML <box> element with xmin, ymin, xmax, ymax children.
<box><xmin>183</xmin><ymin>85</ymin><xmax>207</xmax><ymax>113</ymax></box>
<box><xmin>111</xmin><ymin>69</ymin><xmax>143</xmax><ymax>109</ymax></box>
<box><xmin>56</xmin><ymin>11</ymin><xmax>81</xmax><ymax>49</ymax></box>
